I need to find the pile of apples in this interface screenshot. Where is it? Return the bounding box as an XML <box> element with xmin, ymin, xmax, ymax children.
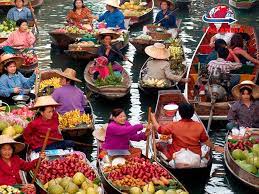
<box><xmin>11</xmin><ymin>106</ymin><xmax>35</xmax><ymax>121</ymax></box>
<box><xmin>37</xmin><ymin>153</ymin><xmax>96</xmax><ymax>184</ymax></box>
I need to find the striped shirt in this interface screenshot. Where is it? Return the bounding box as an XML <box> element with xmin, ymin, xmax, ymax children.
<box><xmin>207</xmin><ymin>58</ymin><xmax>242</xmax><ymax>74</ymax></box>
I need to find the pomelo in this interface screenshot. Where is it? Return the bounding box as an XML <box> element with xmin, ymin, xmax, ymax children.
<box><xmin>48</xmin><ymin>184</ymin><xmax>64</xmax><ymax>194</ymax></box>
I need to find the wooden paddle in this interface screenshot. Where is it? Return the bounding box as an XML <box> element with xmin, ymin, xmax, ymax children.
<box><xmin>153</xmin><ymin>8</ymin><xmax>179</xmax><ymax>25</ymax></box>
<box><xmin>32</xmin><ymin>128</ymin><xmax>51</xmax><ymax>184</ymax></box>
<box><xmin>207</xmin><ymin>97</ymin><xmax>216</xmax><ymax>132</ymax></box>
<box><xmin>152</xmin><ymin>125</ymin><xmax>157</xmax><ymax>161</ymax></box>
<box><xmin>39</xmin><ymin>135</ymin><xmax>97</xmax><ymax>148</ymax></box>
<box><xmin>145</xmin><ymin>107</ymin><xmax>152</xmax><ymax>158</ymax></box>
<box><xmin>28</xmin><ymin>0</ymin><xmax>39</xmax><ymax>34</ymax></box>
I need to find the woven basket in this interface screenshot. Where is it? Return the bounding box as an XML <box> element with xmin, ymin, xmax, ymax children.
<box><xmin>147</xmin><ymin>31</ymin><xmax>171</xmax><ymax>40</ymax></box>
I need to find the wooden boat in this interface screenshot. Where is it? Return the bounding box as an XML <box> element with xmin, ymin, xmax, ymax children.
<box><xmin>26</xmin><ymin>150</ymin><xmax>104</xmax><ymax>194</ymax></box>
<box><xmin>229</xmin><ymin>0</ymin><xmax>257</xmax><ymax>9</ymax></box>
<box><xmin>184</xmin><ymin>24</ymin><xmax>258</xmax><ymax>120</ymax></box>
<box><xmin>65</xmin><ymin>32</ymin><xmax>129</xmax><ymax>60</ymax></box>
<box><xmin>224</xmin><ymin>131</ymin><xmax>259</xmax><ymax>191</ymax></box>
<box><xmin>130</xmin><ymin>19</ymin><xmax>181</xmax><ymax>54</ymax></box>
<box><xmin>123</xmin><ymin>0</ymin><xmax>154</xmax><ymax>26</ymax></box>
<box><xmin>175</xmin><ymin>0</ymin><xmax>192</xmax><ymax>7</ymax></box>
<box><xmin>19</xmin><ymin>61</ymin><xmax>38</xmax><ymax>76</ymax></box>
<box><xmin>0</xmin><ymin>0</ymin><xmax>44</xmax><ymax>10</ymax></box>
<box><xmin>96</xmin><ymin>141</ymin><xmax>188</xmax><ymax>194</ymax></box>
<box><xmin>151</xmin><ymin>90</ymin><xmax>213</xmax><ymax>189</ymax></box>
<box><xmin>84</xmin><ymin>61</ymin><xmax>131</xmax><ymax>100</ymax></box>
<box><xmin>35</xmin><ymin>69</ymin><xmax>95</xmax><ymax>138</ymax></box>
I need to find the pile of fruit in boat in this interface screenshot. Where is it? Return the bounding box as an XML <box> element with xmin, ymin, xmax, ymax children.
<box><xmin>120</xmin><ymin>1</ymin><xmax>152</xmax><ymax>17</ymax></box>
<box><xmin>58</xmin><ymin>110</ymin><xmax>92</xmax><ymax>129</ymax></box>
<box><xmin>0</xmin><ymin>112</ymin><xmax>28</xmax><ymax>138</ymax></box>
<box><xmin>39</xmin><ymin>77</ymin><xmax>61</xmax><ymax>92</ymax></box>
<box><xmin>20</xmin><ymin>51</ymin><xmax>38</xmax><ymax>66</ymax></box>
<box><xmin>228</xmin><ymin>130</ymin><xmax>259</xmax><ymax>175</ymax></box>
<box><xmin>0</xmin><ymin>185</ymin><xmax>21</xmax><ymax>194</ymax></box>
<box><xmin>135</xmin><ymin>34</ymin><xmax>152</xmax><ymax>40</ymax></box>
<box><xmin>54</xmin><ymin>25</ymin><xmax>90</xmax><ymax>34</ymax></box>
<box><xmin>37</xmin><ymin>153</ymin><xmax>102</xmax><ymax>194</ymax></box>
<box><xmin>168</xmin><ymin>39</ymin><xmax>183</xmax><ymax>61</ymax></box>
<box><xmin>0</xmin><ymin>19</ymin><xmax>16</xmax><ymax>38</ymax></box>
<box><xmin>11</xmin><ymin>106</ymin><xmax>35</xmax><ymax>121</ymax></box>
<box><xmin>142</xmin><ymin>78</ymin><xmax>170</xmax><ymax>88</ymax></box>
<box><xmin>103</xmin><ymin>157</ymin><xmax>188</xmax><ymax>193</ymax></box>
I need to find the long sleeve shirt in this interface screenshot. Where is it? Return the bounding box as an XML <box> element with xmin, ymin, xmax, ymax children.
<box><xmin>227</xmin><ymin>100</ymin><xmax>259</xmax><ymax>128</ymax></box>
<box><xmin>66</xmin><ymin>7</ymin><xmax>93</xmax><ymax>25</ymax></box>
<box><xmin>23</xmin><ymin>112</ymin><xmax>63</xmax><ymax>150</ymax></box>
<box><xmin>207</xmin><ymin>58</ymin><xmax>242</xmax><ymax>74</ymax></box>
<box><xmin>97</xmin><ymin>45</ymin><xmax>122</xmax><ymax>63</ymax></box>
<box><xmin>103</xmin><ymin>121</ymin><xmax>145</xmax><ymax>150</ymax></box>
<box><xmin>52</xmin><ymin>85</ymin><xmax>86</xmax><ymax>115</ymax></box>
<box><xmin>0</xmin><ymin>30</ymin><xmax>36</xmax><ymax>49</ymax></box>
<box><xmin>7</xmin><ymin>7</ymin><xmax>33</xmax><ymax>21</ymax></box>
<box><xmin>0</xmin><ymin>155</ymin><xmax>37</xmax><ymax>185</ymax></box>
<box><xmin>0</xmin><ymin>72</ymin><xmax>36</xmax><ymax>97</ymax></box>
<box><xmin>155</xmin><ymin>10</ymin><xmax>177</xmax><ymax>29</ymax></box>
<box><xmin>98</xmin><ymin>9</ymin><xmax>125</xmax><ymax>29</ymax></box>
<box><xmin>158</xmin><ymin>119</ymin><xmax>208</xmax><ymax>156</ymax></box>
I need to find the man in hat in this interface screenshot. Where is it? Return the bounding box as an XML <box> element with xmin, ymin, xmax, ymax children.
<box><xmin>95</xmin><ymin>0</ymin><xmax>125</xmax><ymax>29</ymax></box>
<box><xmin>227</xmin><ymin>80</ymin><xmax>259</xmax><ymax>128</ymax></box>
<box><xmin>52</xmin><ymin>68</ymin><xmax>87</xmax><ymax>115</ymax></box>
<box><xmin>155</xmin><ymin>0</ymin><xmax>177</xmax><ymax>29</ymax></box>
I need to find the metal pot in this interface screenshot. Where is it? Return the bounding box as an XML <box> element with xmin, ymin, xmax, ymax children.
<box><xmin>12</xmin><ymin>95</ymin><xmax>30</xmax><ymax>102</ymax></box>
<box><xmin>205</xmin><ymin>84</ymin><xmax>227</xmax><ymax>101</ymax></box>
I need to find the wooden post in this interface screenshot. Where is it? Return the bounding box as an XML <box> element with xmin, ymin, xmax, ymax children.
<box><xmin>145</xmin><ymin>107</ymin><xmax>151</xmax><ymax>158</ymax></box>
<box><xmin>32</xmin><ymin>128</ymin><xmax>51</xmax><ymax>184</ymax></box>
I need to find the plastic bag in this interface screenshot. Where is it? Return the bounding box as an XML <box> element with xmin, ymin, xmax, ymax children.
<box><xmin>169</xmin><ymin>148</ymin><xmax>201</xmax><ymax>168</ymax></box>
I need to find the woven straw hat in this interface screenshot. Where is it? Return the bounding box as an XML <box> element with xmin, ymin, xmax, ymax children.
<box><xmin>145</xmin><ymin>43</ymin><xmax>170</xmax><ymax>59</ymax></box>
<box><xmin>30</xmin><ymin>95</ymin><xmax>60</xmax><ymax>110</ymax></box>
<box><xmin>56</xmin><ymin>68</ymin><xmax>82</xmax><ymax>82</ymax></box>
<box><xmin>0</xmin><ymin>54</ymin><xmax>24</xmax><ymax>73</ymax></box>
<box><xmin>96</xmin><ymin>29</ymin><xmax>120</xmax><ymax>40</ymax></box>
<box><xmin>0</xmin><ymin>135</ymin><xmax>25</xmax><ymax>153</ymax></box>
<box><xmin>105</xmin><ymin>0</ymin><xmax>120</xmax><ymax>8</ymax></box>
<box><xmin>92</xmin><ymin>124</ymin><xmax>108</xmax><ymax>142</ymax></box>
<box><xmin>232</xmin><ymin>80</ymin><xmax>259</xmax><ymax>99</ymax></box>
<box><xmin>158</xmin><ymin>0</ymin><xmax>175</xmax><ymax>10</ymax></box>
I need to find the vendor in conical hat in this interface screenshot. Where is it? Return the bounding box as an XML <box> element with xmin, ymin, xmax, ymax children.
<box><xmin>143</xmin><ymin>43</ymin><xmax>188</xmax><ymax>85</ymax></box>
<box><xmin>52</xmin><ymin>68</ymin><xmax>89</xmax><ymax>115</ymax></box>
<box><xmin>23</xmin><ymin>95</ymin><xmax>74</xmax><ymax>152</ymax></box>
<box><xmin>0</xmin><ymin>135</ymin><xmax>45</xmax><ymax>185</ymax></box>
<box><xmin>94</xmin><ymin>0</ymin><xmax>125</xmax><ymax>29</ymax></box>
<box><xmin>0</xmin><ymin>53</ymin><xmax>39</xmax><ymax>104</ymax></box>
<box><xmin>227</xmin><ymin>80</ymin><xmax>259</xmax><ymax>128</ymax></box>
<box><xmin>155</xmin><ymin>0</ymin><xmax>177</xmax><ymax>29</ymax></box>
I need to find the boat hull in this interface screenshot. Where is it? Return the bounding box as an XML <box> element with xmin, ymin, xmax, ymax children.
<box><xmin>229</xmin><ymin>0</ymin><xmax>256</xmax><ymax>9</ymax></box>
<box><xmin>0</xmin><ymin>0</ymin><xmax>44</xmax><ymax>11</ymax></box>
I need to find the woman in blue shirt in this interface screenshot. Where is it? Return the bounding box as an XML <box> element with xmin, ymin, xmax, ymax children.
<box><xmin>0</xmin><ymin>54</ymin><xmax>38</xmax><ymax>104</ymax></box>
<box><xmin>96</xmin><ymin>0</ymin><xmax>125</xmax><ymax>29</ymax></box>
<box><xmin>155</xmin><ymin>0</ymin><xmax>177</xmax><ymax>29</ymax></box>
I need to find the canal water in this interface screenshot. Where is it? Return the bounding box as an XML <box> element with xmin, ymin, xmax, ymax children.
<box><xmin>31</xmin><ymin>0</ymin><xmax>258</xmax><ymax>193</ymax></box>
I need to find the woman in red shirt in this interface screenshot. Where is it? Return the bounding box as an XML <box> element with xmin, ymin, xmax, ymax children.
<box><xmin>151</xmin><ymin>103</ymin><xmax>213</xmax><ymax>160</ymax></box>
<box><xmin>0</xmin><ymin>135</ymin><xmax>44</xmax><ymax>185</ymax></box>
<box><xmin>23</xmin><ymin>95</ymin><xmax>74</xmax><ymax>152</ymax></box>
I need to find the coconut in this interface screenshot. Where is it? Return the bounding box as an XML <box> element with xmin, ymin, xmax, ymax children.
<box><xmin>73</xmin><ymin>172</ymin><xmax>86</xmax><ymax>186</ymax></box>
<box><xmin>65</xmin><ymin>182</ymin><xmax>79</xmax><ymax>194</ymax></box>
<box><xmin>48</xmin><ymin>185</ymin><xmax>64</xmax><ymax>194</ymax></box>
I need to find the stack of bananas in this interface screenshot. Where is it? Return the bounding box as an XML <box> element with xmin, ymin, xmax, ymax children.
<box><xmin>169</xmin><ymin>46</ymin><xmax>183</xmax><ymax>60</ymax></box>
<box><xmin>59</xmin><ymin>110</ymin><xmax>92</xmax><ymax>128</ymax></box>
<box><xmin>39</xmin><ymin>77</ymin><xmax>61</xmax><ymax>92</ymax></box>
<box><xmin>142</xmin><ymin>78</ymin><xmax>168</xmax><ymax>88</ymax></box>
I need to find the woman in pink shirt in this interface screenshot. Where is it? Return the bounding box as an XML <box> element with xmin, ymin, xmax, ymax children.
<box><xmin>0</xmin><ymin>19</ymin><xmax>35</xmax><ymax>50</ymax></box>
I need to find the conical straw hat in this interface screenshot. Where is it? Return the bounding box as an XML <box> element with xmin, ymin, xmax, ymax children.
<box><xmin>0</xmin><ymin>54</ymin><xmax>24</xmax><ymax>73</ymax></box>
<box><xmin>0</xmin><ymin>135</ymin><xmax>25</xmax><ymax>153</ymax></box>
<box><xmin>30</xmin><ymin>95</ymin><xmax>60</xmax><ymax>110</ymax></box>
<box><xmin>145</xmin><ymin>43</ymin><xmax>170</xmax><ymax>59</ymax></box>
<box><xmin>232</xmin><ymin>80</ymin><xmax>259</xmax><ymax>99</ymax></box>
<box><xmin>56</xmin><ymin>68</ymin><xmax>82</xmax><ymax>82</ymax></box>
<box><xmin>157</xmin><ymin>0</ymin><xmax>175</xmax><ymax>10</ymax></box>
<box><xmin>92</xmin><ymin>124</ymin><xmax>108</xmax><ymax>142</ymax></box>
<box><xmin>105</xmin><ymin>0</ymin><xmax>120</xmax><ymax>8</ymax></box>
<box><xmin>96</xmin><ymin>29</ymin><xmax>120</xmax><ymax>40</ymax></box>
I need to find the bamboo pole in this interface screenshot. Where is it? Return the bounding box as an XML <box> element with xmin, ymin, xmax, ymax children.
<box><xmin>145</xmin><ymin>107</ymin><xmax>152</xmax><ymax>158</ymax></box>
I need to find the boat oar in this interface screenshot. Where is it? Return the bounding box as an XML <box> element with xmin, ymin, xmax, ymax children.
<box><xmin>32</xmin><ymin>128</ymin><xmax>51</xmax><ymax>184</ymax></box>
<box><xmin>39</xmin><ymin>135</ymin><xmax>97</xmax><ymax>148</ymax></box>
<box><xmin>207</xmin><ymin>98</ymin><xmax>216</xmax><ymax>132</ymax></box>
<box><xmin>110</xmin><ymin>48</ymin><xmax>136</xmax><ymax>66</ymax></box>
<box><xmin>153</xmin><ymin>8</ymin><xmax>179</xmax><ymax>25</ymax></box>
<box><xmin>28</xmin><ymin>0</ymin><xmax>39</xmax><ymax>34</ymax></box>
<box><xmin>145</xmin><ymin>107</ymin><xmax>152</xmax><ymax>158</ymax></box>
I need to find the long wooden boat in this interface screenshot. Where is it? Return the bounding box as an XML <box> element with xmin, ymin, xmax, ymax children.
<box><xmin>130</xmin><ymin>19</ymin><xmax>181</xmax><ymax>54</ymax></box>
<box><xmin>184</xmin><ymin>24</ymin><xmax>258</xmax><ymax>120</ymax></box>
<box><xmin>36</xmin><ymin>69</ymin><xmax>95</xmax><ymax>138</ymax></box>
<box><xmin>122</xmin><ymin>0</ymin><xmax>154</xmax><ymax>26</ymax></box>
<box><xmin>96</xmin><ymin>140</ymin><xmax>189</xmax><ymax>194</ymax></box>
<box><xmin>224</xmin><ymin>131</ymin><xmax>259</xmax><ymax>191</ymax></box>
<box><xmin>26</xmin><ymin>150</ymin><xmax>104</xmax><ymax>194</ymax></box>
<box><xmin>65</xmin><ymin>32</ymin><xmax>129</xmax><ymax>60</ymax></box>
<box><xmin>0</xmin><ymin>0</ymin><xmax>44</xmax><ymax>10</ymax></box>
<box><xmin>151</xmin><ymin>90</ymin><xmax>213</xmax><ymax>189</ymax></box>
<box><xmin>229</xmin><ymin>0</ymin><xmax>257</xmax><ymax>9</ymax></box>
<box><xmin>84</xmin><ymin>61</ymin><xmax>131</xmax><ymax>100</ymax></box>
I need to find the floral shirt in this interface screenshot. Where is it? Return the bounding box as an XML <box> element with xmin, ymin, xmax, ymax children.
<box><xmin>67</xmin><ymin>7</ymin><xmax>93</xmax><ymax>25</ymax></box>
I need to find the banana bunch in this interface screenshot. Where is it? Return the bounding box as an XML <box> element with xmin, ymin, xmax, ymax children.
<box><xmin>39</xmin><ymin>77</ymin><xmax>61</xmax><ymax>92</ymax></box>
<box><xmin>169</xmin><ymin>46</ymin><xmax>183</xmax><ymax>60</ymax></box>
<box><xmin>59</xmin><ymin>110</ymin><xmax>92</xmax><ymax>128</ymax></box>
<box><xmin>0</xmin><ymin>185</ymin><xmax>21</xmax><ymax>194</ymax></box>
<box><xmin>143</xmin><ymin>78</ymin><xmax>168</xmax><ymax>88</ymax></box>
